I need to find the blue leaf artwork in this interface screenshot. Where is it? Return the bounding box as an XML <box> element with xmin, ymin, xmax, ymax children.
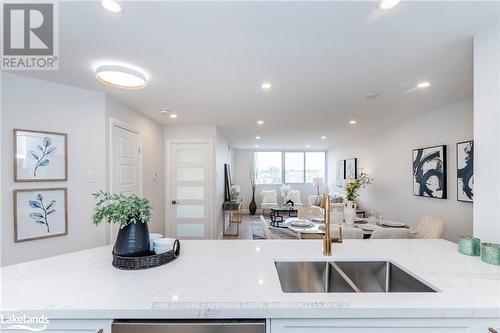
<box><xmin>28</xmin><ymin>136</ymin><xmax>57</xmax><ymax>178</ymax></box>
<box><xmin>28</xmin><ymin>193</ymin><xmax>56</xmax><ymax>233</ymax></box>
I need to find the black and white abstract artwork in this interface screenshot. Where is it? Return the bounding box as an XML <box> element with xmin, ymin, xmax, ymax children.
<box><xmin>345</xmin><ymin>158</ymin><xmax>357</xmax><ymax>179</ymax></box>
<box><xmin>457</xmin><ymin>141</ymin><xmax>473</xmax><ymax>202</ymax></box>
<box><xmin>336</xmin><ymin>160</ymin><xmax>345</xmax><ymax>187</ymax></box>
<box><xmin>412</xmin><ymin>145</ymin><xmax>447</xmax><ymax>199</ymax></box>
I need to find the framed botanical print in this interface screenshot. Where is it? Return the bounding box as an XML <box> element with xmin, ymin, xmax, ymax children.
<box><xmin>412</xmin><ymin>145</ymin><xmax>447</xmax><ymax>199</ymax></box>
<box><xmin>336</xmin><ymin>160</ymin><xmax>345</xmax><ymax>187</ymax></box>
<box><xmin>457</xmin><ymin>141</ymin><xmax>473</xmax><ymax>203</ymax></box>
<box><xmin>14</xmin><ymin>129</ymin><xmax>67</xmax><ymax>182</ymax></box>
<box><xmin>345</xmin><ymin>158</ymin><xmax>357</xmax><ymax>179</ymax></box>
<box><xmin>14</xmin><ymin>188</ymin><xmax>68</xmax><ymax>242</ymax></box>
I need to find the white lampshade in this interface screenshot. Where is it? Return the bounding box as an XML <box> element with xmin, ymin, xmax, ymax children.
<box><xmin>312</xmin><ymin>177</ymin><xmax>324</xmax><ymax>186</ymax></box>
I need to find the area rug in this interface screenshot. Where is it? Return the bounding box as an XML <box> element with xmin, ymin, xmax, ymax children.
<box><xmin>252</xmin><ymin>216</ymin><xmax>299</xmax><ymax>240</ymax></box>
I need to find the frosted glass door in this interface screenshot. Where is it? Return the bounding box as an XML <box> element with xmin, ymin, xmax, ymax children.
<box><xmin>169</xmin><ymin>143</ymin><xmax>210</xmax><ymax>239</ymax></box>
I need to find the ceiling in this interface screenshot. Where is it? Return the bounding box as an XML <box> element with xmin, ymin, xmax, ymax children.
<box><xmin>14</xmin><ymin>1</ymin><xmax>499</xmax><ymax>149</ymax></box>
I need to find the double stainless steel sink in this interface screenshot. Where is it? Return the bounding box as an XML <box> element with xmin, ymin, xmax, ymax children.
<box><xmin>275</xmin><ymin>261</ymin><xmax>437</xmax><ymax>293</ymax></box>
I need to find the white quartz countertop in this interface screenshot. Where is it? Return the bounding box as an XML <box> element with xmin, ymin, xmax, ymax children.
<box><xmin>2</xmin><ymin>239</ymin><xmax>500</xmax><ymax>319</ymax></box>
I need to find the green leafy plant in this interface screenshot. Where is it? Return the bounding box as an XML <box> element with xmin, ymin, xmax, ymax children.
<box><xmin>345</xmin><ymin>172</ymin><xmax>374</xmax><ymax>201</ymax></box>
<box><xmin>92</xmin><ymin>191</ymin><xmax>152</xmax><ymax>229</ymax></box>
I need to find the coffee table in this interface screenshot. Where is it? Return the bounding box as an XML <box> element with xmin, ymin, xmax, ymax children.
<box><xmin>270</xmin><ymin>206</ymin><xmax>298</xmax><ymax>227</ymax></box>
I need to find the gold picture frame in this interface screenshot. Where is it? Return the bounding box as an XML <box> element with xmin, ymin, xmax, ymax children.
<box><xmin>13</xmin><ymin>188</ymin><xmax>68</xmax><ymax>242</ymax></box>
<box><xmin>13</xmin><ymin>129</ymin><xmax>68</xmax><ymax>182</ymax></box>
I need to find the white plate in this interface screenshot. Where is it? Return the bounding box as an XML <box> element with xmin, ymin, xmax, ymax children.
<box><xmin>291</xmin><ymin>221</ymin><xmax>313</xmax><ymax>228</ymax></box>
<box><xmin>360</xmin><ymin>225</ymin><xmax>377</xmax><ymax>231</ymax></box>
<box><xmin>382</xmin><ymin>221</ymin><xmax>405</xmax><ymax>228</ymax></box>
<box><xmin>311</xmin><ymin>217</ymin><xmax>324</xmax><ymax>222</ymax></box>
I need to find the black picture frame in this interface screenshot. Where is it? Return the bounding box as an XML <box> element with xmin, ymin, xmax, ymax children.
<box><xmin>345</xmin><ymin>158</ymin><xmax>357</xmax><ymax>179</ymax></box>
<box><xmin>457</xmin><ymin>140</ymin><xmax>473</xmax><ymax>203</ymax></box>
<box><xmin>412</xmin><ymin>145</ymin><xmax>447</xmax><ymax>199</ymax></box>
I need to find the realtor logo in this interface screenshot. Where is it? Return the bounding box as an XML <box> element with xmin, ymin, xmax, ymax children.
<box><xmin>1</xmin><ymin>2</ymin><xmax>58</xmax><ymax>70</ymax></box>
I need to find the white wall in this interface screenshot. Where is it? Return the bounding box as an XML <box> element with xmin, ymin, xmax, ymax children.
<box><xmin>473</xmin><ymin>23</ymin><xmax>500</xmax><ymax>243</ymax></box>
<box><xmin>328</xmin><ymin>100</ymin><xmax>473</xmax><ymax>242</ymax></box>
<box><xmin>105</xmin><ymin>97</ymin><xmax>165</xmax><ymax>235</ymax></box>
<box><xmin>1</xmin><ymin>74</ymin><xmax>107</xmax><ymax>266</ymax></box>
<box><xmin>232</xmin><ymin>149</ymin><xmax>325</xmax><ymax>213</ymax></box>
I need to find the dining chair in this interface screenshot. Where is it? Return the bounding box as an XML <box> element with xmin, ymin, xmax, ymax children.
<box><xmin>260</xmin><ymin>190</ymin><xmax>278</xmax><ymax>215</ymax></box>
<box><xmin>411</xmin><ymin>216</ymin><xmax>445</xmax><ymax>239</ymax></box>
<box><xmin>370</xmin><ymin>228</ymin><xmax>410</xmax><ymax>239</ymax></box>
<box><xmin>297</xmin><ymin>207</ymin><xmax>313</xmax><ymax>219</ymax></box>
<box><xmin>287</xmin><ymin>190</ymin><xmax>303</xmax><ymax>207</ymax></box>
<box><xmin>259</xmin><ymin>215</ymin><xmax>274</xmax><ymax>240</ymax></box>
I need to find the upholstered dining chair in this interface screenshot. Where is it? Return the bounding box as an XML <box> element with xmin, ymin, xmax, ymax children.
<box><xmin>308</xmin><ymin>195</ymin><xmax>321</xmax><ymax>207</ymax></box>
<box><xmin>330</xmin><ymin>225</ymin><xmax>364</xmax><ymax>239</ymax></box>
<box><xmin>411</xmin><ymin>216</ymin><xmax>445</xmax><ymax>239</ymax></box>
<box><xmin>287</xmin><ymin>190</ymin><xmax>303</xmax><ymax>207</ymax></box>
<box><xmin>260</xmin><ymin>190</ymin><xmax>278</xmax><ymax>215</ymax></box>
<box><xmin>370</xmin><ymin>228</ymin><xmax>410</xmax><ymax>239</ymax></box>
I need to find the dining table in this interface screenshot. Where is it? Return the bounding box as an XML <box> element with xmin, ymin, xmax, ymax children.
<box><xmin>285</xmin><ymin>217</ymin><xmax>410</xmax><ymax>239</ymax></box>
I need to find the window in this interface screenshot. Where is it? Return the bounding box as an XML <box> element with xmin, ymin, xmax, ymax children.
<box><xmin>305</xmin><ymin>152</ymin><xmax>326</xmax><ymax>183</ymax></box>
<box><xmin>254</xmin><ymin>152</ymin><xmax>282</xmax><ymax>184</ymax></box>
<box><xmin>255</xmin><ymin>151</ymin><xmax>326</xmax><ymax>184</ymax></box>
<box><xmin>284</xmin><ymin>152</ymin><xmax>304</xmax><ymax>183</ymax></box>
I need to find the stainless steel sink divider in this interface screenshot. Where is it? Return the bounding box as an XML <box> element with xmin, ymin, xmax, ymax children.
<box><xmin>330</xmin><ymin>262</ymin><xmax>362</xmax><ymax>293</ymax></box>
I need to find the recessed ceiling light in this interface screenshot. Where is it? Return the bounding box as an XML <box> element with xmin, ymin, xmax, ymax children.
<box><xmin>256</xmin><ymin>136</ymin><xmax>261</xmax><ymax>140</ymax></box>
<box><xmin>321</xmin><ymin>136</ymin><xmax>326</xmax><ymax>140</ymax></box>
<box><xmin>255</xmin><ymin>145</ymin><xmax>259</xmax><ymax>148</ymax></box>
<box><xmin>306</xmin><ymin>145</ymin><xmax>310</xmax><ymax>148</ymax></box>
<box><xmin>160</xmin><ymin>108</ymin><xmax>168</xmax><ymax>114</ymax></box>
<box><xmin>379</xmin><ymin>0</ymin><xmax>400</xmax><ymax>10</ymax></box>
<box><xmin>349</xmin><ymin>120</ymin><xmax>357</xmax><ymax>125</ymax></box>
<box><xmin>101</xmin><ymin>0</ymin><xmax>122</xmax><ymax>13</ymax></box>
<box><xmin>257</xmin><ymin>120</ymin><xmax>264</xmax><ymax>125</ymax></box>
<box><xmin>417</xmin><ymin>81</ymin><xmax>431</xmax><ymax>88</ymax></box>
<box><xmin>261</xmin><ymin>82</ymin><xmax>272</xmax><ymax>90</ymax></box>
<box><xmin>95</xmin><ymin>65</ymin><xmax>147</xmax><ymax>89</ymax></box>
<box><xmin>170</xmin><ymin>114</ymin><xmax>178</xmax><ymax>119</ymax></box>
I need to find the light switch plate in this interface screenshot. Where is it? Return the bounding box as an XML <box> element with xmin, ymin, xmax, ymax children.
<box><xmin>87</xmin><ymin>170</ymin><xmax>96</xmax><ymax>183</ymax></box>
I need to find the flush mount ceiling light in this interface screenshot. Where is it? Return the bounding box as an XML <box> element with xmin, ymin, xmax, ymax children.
<box><xmin>349</xmin><ymin>120</ymin><xmax>357</xmax><ymax>125</ymax></box>
<box><xmin>379</xmin><ymin>0</ymin><xmax>400</xmax><ymax>10</ymax></box>
<box><xmin>95</xmin><ymin>65</ymin><xmax>147</xmax><ymax>89</ymax></box>
<box><xmin>417</xmin><ymin>81</ymin><xmax>431</xmax><ymax>88</ymax></box>
<box><xmin>261</xmin><ymin>82</ymin><xmax>272</xmax><ymax>90</ymax></box>
<box><xmin>321</xmin><ymin>136</ymin><xmax>327</xmax><ymax>140</ymax></box>
<box><xmin>257</xmin><ymin>120</ymin><xmax>264</xmax><ymax>125</ymax></box>
<box><xmin>256</xmin><ymin>136</ymin><xmax>261</xmax><ymax>140</ymax></box>
<box><xmin>101</xmin><ymin>0</ymin><xmax>122</xmax><ymax>13</ymax></box>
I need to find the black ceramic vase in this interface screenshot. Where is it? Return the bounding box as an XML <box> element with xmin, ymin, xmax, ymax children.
<box><xmin>113</xmin><ymin>221</ymin><xmax>150</xmax><ymax>257</ymax></box>
<box><xmin>249</xmin><ymin>191</ymin><xmax>257</xmax><ymax>215</ymax></box>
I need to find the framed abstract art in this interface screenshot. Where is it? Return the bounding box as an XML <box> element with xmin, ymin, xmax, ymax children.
<box><xmin>14</xmin><ymin>129</ymin><xmax>68</xmax><ymax>182</ymax></box>
<box><xmin>457</xmin><ymin>141</ymin><xmax>473</xmax><ymax>203</ymax></box>
<box><xmin>336</xmin><ymin>160</ymin><xmax>345</xmax><ymax>187</ymax></box>
<box><xmin>345</xmin><ymin>158</ymin><xmax>357</xmax><ymax>179</ymax></box>
<box><xmin>412</xmin><ymin>145</ymin><xmax>447</xmax><ymax>199</ymax></box>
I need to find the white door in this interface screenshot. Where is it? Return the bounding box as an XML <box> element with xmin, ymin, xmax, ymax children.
<box><xmin>168</xmin><ymin>142</ymin><xmax>211</xmax><ymax>239</ymax></box>
<box><xmin>111</xmin><ymin>124</ymin><xmax>141</xmax><ymax>242</ymax></box>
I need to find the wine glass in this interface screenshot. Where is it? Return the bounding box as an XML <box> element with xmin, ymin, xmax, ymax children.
<box><xmin>376</xmin><ymin>209</ymin><xmax>384</xmax><ymax>222</ymax></box>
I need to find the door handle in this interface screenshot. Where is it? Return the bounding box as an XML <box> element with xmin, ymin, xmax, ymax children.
<box><xmin>172</xmin><ymin>200</ymin><xmax>178</xmax><ymax>205</ymax></box>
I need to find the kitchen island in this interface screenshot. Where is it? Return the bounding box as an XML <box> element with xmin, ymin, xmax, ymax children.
<box><xmin>1</xmin><ymin>239</ymin><xmax>500</xmax><ymax>332</ymax></box>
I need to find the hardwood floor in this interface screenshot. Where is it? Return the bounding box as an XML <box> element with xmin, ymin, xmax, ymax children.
<box><xmin>222</xmin><ymin>214</ymin><xmax>255</xmax><ymax>240</ymax></box>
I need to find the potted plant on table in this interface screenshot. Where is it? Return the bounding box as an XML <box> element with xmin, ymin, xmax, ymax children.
<box><xmin>92</xmin><ymin>191</ymin><xmax>152</xmax><ymax>257</ymax></box>
<box><xmin>344</xmin><ymin>172</ymin><xmax>374</xmax><ymax>225</ymax></box>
